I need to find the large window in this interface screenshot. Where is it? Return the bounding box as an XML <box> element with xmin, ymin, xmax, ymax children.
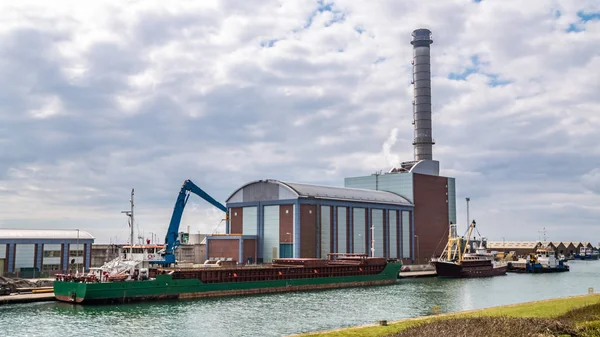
<box><xmin>42</xmin><ymin>264</ymin><xmax>60</xmax><ymax>271</ymax></box>
<box><xmin>69</xmin><ymin>250</ymin><xmax>84</xmax><ymax>257</ymax></box>
<box><xmin>43</xmin><ymin>250</ymin><xmax>61</xmax><ymax>258</ymax></box>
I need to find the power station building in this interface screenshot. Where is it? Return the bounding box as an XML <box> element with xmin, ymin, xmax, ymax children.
<box><xmin>0</xmin><ymin>229</ymin><xmax>94</xmax><ymax>277</ymax></box>
<box><xmin>206</xmin><ymin>28</ymin><xmax>456</xmax><ymax>265</ymax></box>
<box><xmin>207</xmin><ymin>180</ymin><xmax>414</xmax><ymax>264</ymax></box>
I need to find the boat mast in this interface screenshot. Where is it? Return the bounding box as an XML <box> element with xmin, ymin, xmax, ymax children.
<box><xmin>462</xmin><ymin>220</ymin><xmax>476</xmax><ymax>259</ymax></box>
<box><xmin>121</xmin><ymin>189</ymin><xmax>135</xmax><ymax>259</ymax></box>
<box><xmin>130</xmin><ymin>189</ymin><xmax>134</xmax><ymax>258</ymax></box>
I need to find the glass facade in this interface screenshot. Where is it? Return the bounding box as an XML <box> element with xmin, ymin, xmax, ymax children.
<box><xmin>345</xmin><ymin>173</ymin><xmax>414</xmax><ymax>203</ymax></box>
<box><xmin>15</xmin><ymin>244</ymin><xmax>35</xmax><ymax>269</ymax></box>
<box><xmin>377</xmin><ymin>174</ymin><xmax>414</xmax><ymax>203</ymax></box>
<box><xmin>242</xmin><ymin>206</ymin><xmax>258</xmax><ymax>235</ymax></box>
<box><xmin>263</xmin><ymin>205</ymin><xmax>280</xmax><ymax>262</ymax></box>
<box><xmin>402</xmin><ymin>211</ymin><xmax>411</xmax><ymax>258</ymax></box>
<box><xmin>353</xmin><ymin>208</ymin><xmax>366</xmax><ymax>254</ymax></box>
<box><xmin>389</xmin><ymin>210</ymin><xmax>398</xmax><ymax>258</ymax></box>
<box><xmin>337</xmin><ymin>207</ymin><xmax>347</xmax><ymax>253</ymax></box>
<box><xmin>448</xmin><ymin>177</ymin><xmax>456</xmax><ymax>225</ymax></box>
<box><xmin>372</xmin><ymin>209</ymin><xmax>384</xmax><ymax>257</ymax></box>
<box><xmin>320</xmin><ymin>206</ymin><xmax>331</xmax><ymax>258</ymax></box>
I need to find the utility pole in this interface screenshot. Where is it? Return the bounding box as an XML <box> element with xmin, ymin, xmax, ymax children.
<box><xmin>370</xmin><ymin>223</ymin><xmax>375</xmax><ymax>257</ymax></box>
<box><xmin>414</xmin><ymin>234</ymin><xmax>419</xmax><ymax>264</ymax></box>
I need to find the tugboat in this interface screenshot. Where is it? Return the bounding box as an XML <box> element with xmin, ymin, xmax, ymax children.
<box><xmin>431</xmin><ymin>220</ymin><xmax>507</xmax><ymax>278</ymax></box>
<box><xmin>508</xmin><ymin>247</ymin><xmax>569</xmax><ymax>273</ymax></box>
<box><xmin>525</xmin><ymin>248</ymin><xmax>569</xmax><ymax>273</ymax></box>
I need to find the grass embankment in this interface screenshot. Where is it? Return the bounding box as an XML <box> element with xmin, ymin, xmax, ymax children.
<box><xmin>299</xmin><ymin>294</ymin><xmax>600</xmax><ymax>337</ymax></box>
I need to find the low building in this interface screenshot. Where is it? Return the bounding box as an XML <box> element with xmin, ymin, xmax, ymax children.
<box><xmin>486</xmin><ymin>241</ymin><xmax>541</xmax><ymax>257</ymax></box>
<box><xmin>0</xmin><ymin>229</ymin><xmax>94</xmax><ymax>277</ymax></box>
<box><xmin>553</xmin><ymin>242</ymin><xmax>567</xmax><ymax>256</ymax></box>
<box><xmin>564</xmin><ymin>242</ymin><xmax>578</xmax><ymax>256</ymax></box>
<box><xmin>90</xmin><ymin>244</ymin><xmax>122</xmax><ymax>267</ymax></box>
<box><xmin>175</xmin><ymin>243</ymin><xmax>206</xmax><ymax>264</ymax></box>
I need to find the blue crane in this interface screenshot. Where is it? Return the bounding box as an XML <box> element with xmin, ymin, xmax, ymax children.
<box><xmin>159</xmin><ymin>179</ymin><xmax>227</xmax><ymax>265</ymax></box>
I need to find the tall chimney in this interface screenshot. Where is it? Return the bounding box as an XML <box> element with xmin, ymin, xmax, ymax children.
<box><xmin>411</xmin><ymin>28</ymin><xmax>434</xmax><ymax>161</ymax></box>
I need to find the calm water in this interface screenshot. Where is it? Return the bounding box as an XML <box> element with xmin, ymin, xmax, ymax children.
<box><xmin>2</xmin><ymin>260</ymin><xmax>599</xmax><ymax>337</ymax></box>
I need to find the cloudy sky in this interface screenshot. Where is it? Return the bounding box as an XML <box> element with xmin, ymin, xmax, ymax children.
<box><xmin>0</xmin><ymin>0</ymin><xmax>599</xmax><ymax>244</ymax></box>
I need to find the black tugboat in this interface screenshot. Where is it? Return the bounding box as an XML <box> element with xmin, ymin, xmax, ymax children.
<box><xmin>431</xmin><ymin>220</ymin><xmax>507</xmax><ymax>278</ymax></box>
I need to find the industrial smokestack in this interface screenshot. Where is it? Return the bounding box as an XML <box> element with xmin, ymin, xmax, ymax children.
<box><xmin>411</xmin><ymin>28</ymin><xmax>434</xmax><ymax>161</ymax></box>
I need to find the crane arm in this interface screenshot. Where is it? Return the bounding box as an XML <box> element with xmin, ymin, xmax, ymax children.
<box><xmin>162</xmin><ymin>179</ymin><xmax>227</xmax><ymax>264</ymax></box>
<box><xmin>182</xmin><ymin>180</ymin><xmax>227</xmax><ymax>213</ymax></box>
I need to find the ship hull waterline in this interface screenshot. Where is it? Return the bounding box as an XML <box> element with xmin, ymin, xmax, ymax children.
<box><xmin>54</xmin><ymin>263</ymin><xmax>401</xmax><ymax>304</ymax></box>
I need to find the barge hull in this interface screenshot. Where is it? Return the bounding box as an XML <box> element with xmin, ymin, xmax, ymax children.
<box><xmin>56</xmin><ymin>279</ymin><xmax>395</xmax><ymax>304</ymax></box>
<box><xmin>433</xmin><ymin>261</ymin><xmax>507</xmax><ymax>278</ymax></box>
<box><xmin>54</xmin><ymin>262</ymin><xmax>401</xmax><ymax>304</ymax></box>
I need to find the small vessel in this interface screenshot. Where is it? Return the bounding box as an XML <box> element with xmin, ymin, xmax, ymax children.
<box><xmin>508</xmin><ymin>247</ymin><xmax>569</xmax><ymax>273</ymax></box>
<box><xmin>431</xmin><ymin>220</ymin><xmax>507</xmax><ymax>278</ymax></box>
<box><xmin>574</xmin><ymin>247</ymin><xmax>600</xmax><ymax>260</ymax></box>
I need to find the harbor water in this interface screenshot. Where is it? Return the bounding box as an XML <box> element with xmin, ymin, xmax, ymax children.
<box><xmin>1</xmin><ymin>260</ymin><xmax>599</xmax><ymax>337</ymax></box>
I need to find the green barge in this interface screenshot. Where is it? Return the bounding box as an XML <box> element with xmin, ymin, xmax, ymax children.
<box><xmin>54</xmin><ymin>256</ymin><xmax>401</xmax><ymax>304</ymax></box>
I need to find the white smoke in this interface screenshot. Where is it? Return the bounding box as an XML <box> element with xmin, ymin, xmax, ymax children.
<box><xmin>382</xmin><ymin>128</ymin><xmax>400</xmax><ymax>168</ymax></box>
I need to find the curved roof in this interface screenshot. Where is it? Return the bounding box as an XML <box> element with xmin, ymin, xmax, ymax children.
<box><xmin>0</xmin><ymin>229</ymin><xmax>94</xmax><ymax>240</ymax></box>
<box><xmin>227</xmin><ymin>179</ymin><xmax>412</xmax><ymax>206</ymax></box>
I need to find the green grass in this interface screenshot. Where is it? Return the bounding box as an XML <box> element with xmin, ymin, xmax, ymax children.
<box><xmin>297</xmin><ymin>294</ymin><xmax>600</xmax><ymax>337</ymax></box>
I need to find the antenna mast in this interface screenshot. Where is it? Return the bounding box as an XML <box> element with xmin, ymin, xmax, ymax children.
<box><xmin>121</xmin><ymin>189</ymin><xmax>135</xmax><ymax>259</ymax></box>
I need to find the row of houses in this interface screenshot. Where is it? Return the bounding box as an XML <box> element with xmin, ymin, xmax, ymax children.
<box><xmin>486</xmin><ymin>241</ymin><xmax>597</xmax><ymax>257</ymax></box>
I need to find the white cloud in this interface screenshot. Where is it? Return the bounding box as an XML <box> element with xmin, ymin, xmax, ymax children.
<box><xmin>0</xmin><ymin>1</ymin><xmax>599</xmax><ymax>243</ymax></box>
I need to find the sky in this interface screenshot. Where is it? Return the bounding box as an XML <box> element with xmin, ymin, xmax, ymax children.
<box><xmin>0</xmin><ymin>0</ymin><xmax>599</xmax><ymax>244</ymax></box>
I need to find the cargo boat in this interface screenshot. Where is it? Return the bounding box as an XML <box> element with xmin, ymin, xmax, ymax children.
<box><xmin>431</xmin><ymin>220</ymin><xmax>507</xmax><ymax>278</ymax></box>
<box><xmin>54</xmin><ymin>255</ymin><xmax>401</xmax><ymax>304</ymax></box>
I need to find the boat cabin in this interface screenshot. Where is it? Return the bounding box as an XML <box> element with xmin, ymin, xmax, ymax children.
<box><xmin>121</xmin><ymin>245</ymin><xmax>166</xmax><ymax>264</ymax></box>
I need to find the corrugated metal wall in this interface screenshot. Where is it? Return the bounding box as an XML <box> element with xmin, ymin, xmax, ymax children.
<box><xmin>372</xmin><ymin>209</ymin><xmax>384</xmax><ymax>257</ymax></box>
<box><xmin>402</xmin><ymin>211</ymin><xmax>411</xmax><ymax>258</ymax></box>
<box><xmin>0</xmin><ymin>244</ymin><xmax>5</xmax><ymax>259</ymax></box>
<box><xmin>15</xmin><ymin>244</ymin><xmax>34</xmax><ymax>269</ymax></box>
<box><xmin>263</xmin><ymin>205</ymin><xmax>280</xmax><ymax>262</ymax></box>
<box><xmin>389</xmin><ymin>211</ymin><xmax>398</xmax><ymax>258</ymax></box>
<box><xmin>320</xmin><ymin>206</ymin><xmax>331</xmax><ymax>258</ymax></box>
<box><xmin>353</xmin><ymin>208</ymin><xmax>366</xmax><ymax>254</ymax></box>
<box><xmin>242</xmin><ymin>206</ymin><xmax>257</xmax><ymax>235</ymax></box>
<box><xmin>337</xmin><ymin>207</ymin><xmax>347</xmax><ymax>253</ymax></box>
